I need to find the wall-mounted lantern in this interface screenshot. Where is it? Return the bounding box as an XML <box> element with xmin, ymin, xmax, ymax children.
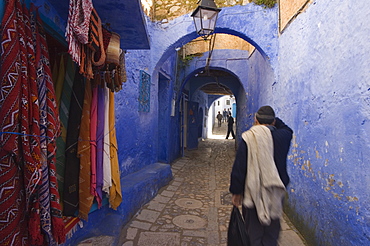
<box><xmin>191</xmin><ymin>0</ymin><xmax>221</xmax><ymax>40</ymax></box>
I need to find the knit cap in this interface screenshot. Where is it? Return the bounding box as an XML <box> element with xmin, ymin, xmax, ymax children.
<box><xmin>256</xmin><ymin>106</ymin><xmax>275</xmax><ymax>123</ymax></box>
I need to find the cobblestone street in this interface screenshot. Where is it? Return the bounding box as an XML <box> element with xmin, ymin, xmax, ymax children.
<box><xmin>79</xmin><ymin>122</ymin><xmax>307</xmax><ymax>246</ymax></box>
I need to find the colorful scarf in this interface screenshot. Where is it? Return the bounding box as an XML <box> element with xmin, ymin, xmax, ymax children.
<box><xmin>103</xmin><ymin>87</ymin><xmax>112</xmax><ymax>194</ymax></box>
<box><xmin>56</xmin><ymin>56</ymin><xmax>76</xmax><ymax>200</ymax></box>
<box><xmin>90</xmin><ymin>86</ymin><xmax>100</xmax><ymax>206</ymax></box>
<box><xmin>108</xmin><ymin>91</ymin><xmax>122</xmax><ymax>209</ymax></box>
<box><xmin>63</xmin><ymin>72</ymin><xmax>85</xmax><ymax>216</ymax></box>
<box><xmin>78</xmin><ymin>79</ymin><xmax>94</xmax><ymax>220</ymax></box>
<box><xmin>96</xmin><ymin>86</ymin><xmax>105</xmax><ymax>205</ymax></box>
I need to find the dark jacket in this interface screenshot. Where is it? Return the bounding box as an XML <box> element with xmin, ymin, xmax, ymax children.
<box><xmin>229</xmin><ymin>117</ymin><xmax>293</xmax><ymax>195</ymax></box>
<box><xmin>228</xmin><ymin>116</ymin><xmax>234</xmax><ymax>127</ymax></box>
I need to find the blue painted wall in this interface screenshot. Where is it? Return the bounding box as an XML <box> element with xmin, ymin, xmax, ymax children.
<box><xmin>157</xmin><ymin>52</ymin><xmax>181</xmax><ymax>163</ymax></box>
<box><xmin>191</xmin><ymin>89</ymin><xmax>209</xmax><ymax>140</ymax></box>
<box><xmin>277</xmin><ymin>1</ymin><xmax>370</xmax><ymax>245</ymax></box>
<box><xmin>115</xmin><ymin>49</ymin><xmax>158</xmax><ymax>176</ymax></box>
<box><xmin>158</xmin><ymin>73</ymin><xmax>171</xmax><ymax>162</ymax></box>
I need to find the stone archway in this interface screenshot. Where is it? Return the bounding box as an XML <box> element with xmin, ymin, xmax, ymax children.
<box><xmin>180</xmin><ymin>63</ymin><xmax>246</xmax><ymax>142</ymax></box>
<box><xmin>151</xmin><ymin>3</ymin><xmax>278</xmax><ymax>157</ymax></box>
<box><xmin>151</xmin><ymin>4</ymin><xmax>278</xmax><ymax>76</ymax></box>
<box><xmin>150</xmin><ymin>4</ymin><xmax>278</xmax><ymax>123</ymax></box>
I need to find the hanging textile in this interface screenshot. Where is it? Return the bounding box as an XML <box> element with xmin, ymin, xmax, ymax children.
<box><xmin>96</xmin><ymin>85</ymin><xmax>105</xmax><ymax>206</ymax></box>
<box><xmin>25</xmin><ymin>4</ymin><xmax>46</xmax><ymax>244</ymax></box>
<box><xmin>54</xmin><ymin>54</ymin><xmax>65</xmax><ymax>108</ymax></box>
<box><xmin>34</xmin><ymin>7</ymin><xmax>65</xmax><ymax>244</ymax></box>
<box><xmin>63</xmin><ymin>216</ymin><xmax>83</xmax><ymax>240</ymax></box>
<box><xmin>65</xmin><ymin>0</ymin><xmax>93</xmax><ymax>65</ymax></box>
<box><xmin>90</xmin><ymin>86</ymin><xmax>101</xmax><ymax>206</ymax></box>
<box><xmin>0</xmin><ymin>1</ymin><xmax>65</xmax><ymax>244</ymax></box>
<box><xmin>108</xmin><ymin>91</ymin><xmax>122</xmax><ymax>209</ymax></box>
<box><xmin>59</xmin><ymin>56</ymin><xmax>76</xmax><ymax>144</ymax></box>
<box><xmin>103</xmin><ymin>87</ymin><xmax>112</xmax><ymax>194</ymax></box>
<box><xmin>56</xmin><ymin>56</ymin><xmax>76</xmax><ymax>199</ymax></box>
<box><xmin>63</xmin><ymin>72</ymin><xmax>85</xmax><ymax>216</ymax></box>
<box><xmin>52</xmin><ymin>59</ymin><xmax>59</xmax><ymax>87</ymax></box>
<box><xmin>78</xmin><ymin>79</ymin><xmax>94</xmax><ymax>220</ymax></box>
<box><xmin>0</xmin><ymin>1</ymin><xmax>34</xmax><ymax>244</ymax></box>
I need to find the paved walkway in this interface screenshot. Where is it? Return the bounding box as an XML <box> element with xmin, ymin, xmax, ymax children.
<box><xmin>79</xmin><ymin>122</ymin><xmax>307</xmax><ymax>246</ymax></box>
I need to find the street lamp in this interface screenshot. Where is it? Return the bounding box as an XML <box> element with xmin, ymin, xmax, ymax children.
<box><xmin>191</xmin><ymin>0</ymin><xmax>221</xmax><ymax>40</ymax></box>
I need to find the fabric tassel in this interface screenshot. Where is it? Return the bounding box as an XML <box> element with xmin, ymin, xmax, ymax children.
<box><xmin>52</xmin><ymin>216</ymin><xmax>66</xmax><ymax>244</ymax></box>
<box><xmin>28</xmin><ymin>201</ymin><xmax>44</xmax><ymax>246</ymax></box>
<box><xmin>66</xmin><ymin>220</ymin><xmax>84</xmax><ymax>239</ymax></box>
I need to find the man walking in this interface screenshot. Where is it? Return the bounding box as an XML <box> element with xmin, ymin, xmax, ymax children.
<box><xmin>223</xmin><ymin>108</ymin><xmax>228</xmax><ymax>123</ymax></box>
<box><xmin>225</xmin><ymin>113</ymin><xmax>235</xmax><ymax>139</ymax></box>
<box><xmin>229</xmin><ymin>106</ymin><xmax>293</xmax><ymax>246</ymax></box>
<box><xmin>216</xmin><ymin>111</ymin><xmax>223</xmax><ymax>127</ymax></box>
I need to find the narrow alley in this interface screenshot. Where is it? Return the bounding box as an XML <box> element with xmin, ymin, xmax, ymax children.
<box><xmin>0</xmin><ymin>1</ymin><xmax>368</xmax><ymax>245</ymax></box>
<box><xmin>78</xmin><ymin>123</ymin><xmax>307</xmax><ymax>246</ymax></box>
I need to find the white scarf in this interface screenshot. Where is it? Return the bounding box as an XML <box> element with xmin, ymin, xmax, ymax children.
<box><xmin>242</xmin><ymin>125</ymin><xmax>286</xmax><ymax>225</ymax></box>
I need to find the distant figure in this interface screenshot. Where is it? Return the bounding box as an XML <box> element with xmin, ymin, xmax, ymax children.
<box><xmin>225</xmin><ymin>113</ymin><xmax>235</xmax><ymax>139</ymax></box>
<box><xmin>216</xmin><ymin>111</ymin><xmax>223</xmax><ymax>127</ymax></box>
<box><xmin>223</xmin><ymin>108</ymin><xmax>228</xmax><ymax>123</ymax></box>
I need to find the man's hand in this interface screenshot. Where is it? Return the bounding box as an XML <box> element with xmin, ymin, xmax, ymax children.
<box><xmin>232</xmin><ymin>194</ymin><xmax>242</xmax><ymax>207</ymax></box>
